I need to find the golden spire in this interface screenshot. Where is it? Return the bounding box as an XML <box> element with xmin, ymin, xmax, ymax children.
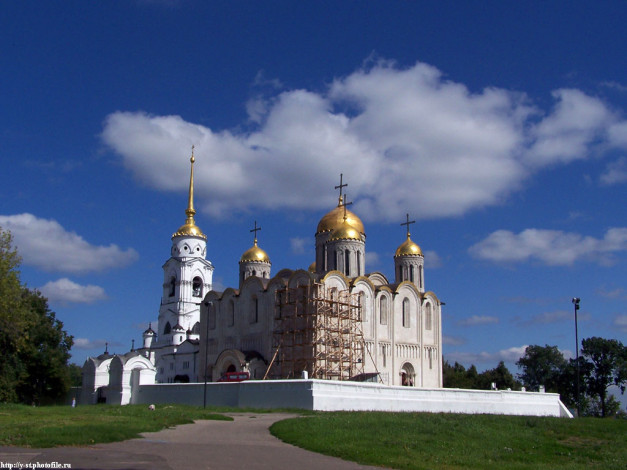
<box><xmin>172</xmin><ymin>146</ymin><xmax>206</xmax><ymax>239</ymax></box>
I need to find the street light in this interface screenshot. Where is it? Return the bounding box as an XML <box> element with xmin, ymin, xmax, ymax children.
<box><xmin>572</xmin><ymin>297</ymin><xmax>580</xmax><ymax>417</ymax></box>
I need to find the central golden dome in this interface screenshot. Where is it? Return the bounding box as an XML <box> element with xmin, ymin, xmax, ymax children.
<box><xmin>329</xmin><ymin>218</ymin><xmax>362</xmax><ymax>241</ymax></box>
<box><xmin>317</xmin><ymin>197</ymin><xmax>365</xmax><ymax>235</ymax></box>
<box><xmin>395</xmin><ymin>235</ymin><xmax>423</xmax><ymax>257</ymax></box>
<box><xmin>240</xmin><ymin>240</ymin><xmax>270</xmax><ymax>263</ymax></box>
<box><xmin>173</xmin><ymin>221</ymin><xmax>206</xmax><ymax>239</ymax></box>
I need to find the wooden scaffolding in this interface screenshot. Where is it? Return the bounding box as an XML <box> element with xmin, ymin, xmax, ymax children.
<box><xmin>266</xmin><ymin>282</ymin><xmax>365</xmax><ymax>380</ymax></box>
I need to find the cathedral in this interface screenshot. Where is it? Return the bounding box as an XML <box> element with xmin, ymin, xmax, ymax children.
<box><xmin>82</xmin><ymin>151</ymin><xmax>442</xmax><ymax>404</ymax></box>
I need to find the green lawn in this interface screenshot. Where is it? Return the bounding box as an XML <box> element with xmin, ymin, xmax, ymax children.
<box><xmin>270</xmin><ymin>412</ymin><xmax>627</xmax><ymax>470</ymax></box>
<box><xmin>0</xmin><ymin>403</ymin><xmax>232</xmax><ymax>448</ymax></box>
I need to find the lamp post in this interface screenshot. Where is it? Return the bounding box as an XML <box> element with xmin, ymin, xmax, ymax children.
<box><xmin>203</xmin><ymin>301</ymin><xmax>212</xmax><ymax>408</ymax></box>
<box><xmin>572</xmin><ymin>297</ymin><xmax>580</xmax><ymax>417</ymax></box>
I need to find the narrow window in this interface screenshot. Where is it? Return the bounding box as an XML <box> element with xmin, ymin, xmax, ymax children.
<box><xmin>409</xmin><ymin>266</ymin><xmax>414</xmax><ymax>283</ymax></box>
<box><xmin>379</xmin><ymin>297</ymin><xmax>388</xmax><ymax>325</ymax></box>
<box><xmin>169</xmin><ymin>277</ymin><xmax>176</xmax><ymax>297</ymax></box>
<box><xmin>345</xmin><ymin>250</ymin><xmax>350</xmax><ymax>276</ymax></box>
<box><xmin>402</xmin><ymin>298</ymin><xmax>410</xmax><ymax>328</ymax></box>
<box><xmin>228</xmin><ymin>300</ymin><xmax>235</xmax><ymax>327</ymax></box>
<box><xmin>426</xmin><ymin>303</ymin><xmax>432</xmax><ymax>330</ymax></box>
<box><xmin>357</xmin><ymin>251</ymin><xmax>361</xmax><ymax>275</ymax></box>
<box><xmin>163</xmin><ymin>322</ymin><xmax>171</xmax><ymax>335</ymax></box>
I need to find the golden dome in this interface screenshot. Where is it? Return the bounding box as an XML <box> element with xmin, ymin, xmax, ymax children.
<box><xmin>395</xmin><ymin>235</ymin><xmax>423</xmax><ymax>257</ymax></box>
<box><xmin>173</xmin><ymin>221</ymin><xmax>206</xmax><ymax>239</ymax></box>
<box><xmin>317</xmin><ymin>197</ymin><xmax>365</xmax><ymax>235</ymax></box>
<box><xmin>329</xmin><ymin>218</ymin><xmax>362</xmax><ymax>242</ymax></box>
<box><xmin>240</xmin><ymin>240</ymin><xmax>270</xmax><ymax>263</ymax></box>
<box><xmin>308</xmin><ymin>261</ymin><xmax>316</xmax><ymax>273</ymax></box>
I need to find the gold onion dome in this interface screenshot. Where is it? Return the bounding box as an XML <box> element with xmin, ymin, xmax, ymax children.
<box><xmin>317</xmin><ymin>196</ymin><xmax>365</xmax><ymax>235</ymax></box>
<box><xmin>395</xmin><ymin>235</ymin><xmax>423</xmax><ymax>257</ymax></box>
<box><xmin>240</xmin><ymin>239</ymin><xmax>270</xmax><ymax>263</ymax></box>
<box><xmin>329</xmin><ymin>218</ymin><xmax>362</xmax><ymax>242</ymax></box>
<box><xmin>308</xmin><ymin>262</ymin><xmax>316</xmax><ymax>273</ymax></box>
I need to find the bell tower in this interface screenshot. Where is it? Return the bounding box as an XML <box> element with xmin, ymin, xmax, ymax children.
<box><xmin>157</xmin><ymin>147</ymin><xmax>214</xmax><ymax>346</ymax></box>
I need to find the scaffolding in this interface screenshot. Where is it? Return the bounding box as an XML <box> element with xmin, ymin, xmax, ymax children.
<box><xmin>267</xmin><ymin>282</ymin><xmax>365</xmax><ymax>381</ymax></box>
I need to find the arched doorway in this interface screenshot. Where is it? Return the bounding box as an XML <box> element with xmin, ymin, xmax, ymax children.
<box><xmin>401</xmin><ymin>362</ymin><xmax>416</xmax><ymax>387</ymax></box>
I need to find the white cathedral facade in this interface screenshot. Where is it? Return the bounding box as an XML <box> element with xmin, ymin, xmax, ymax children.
<box><xmin>82</xmin><ymin>152</ymin><xmax>442</xmax><ymax>405</ymax></box>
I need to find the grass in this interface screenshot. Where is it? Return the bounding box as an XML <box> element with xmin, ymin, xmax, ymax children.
<box><xmin>0</xmin><ymin>403</ymin><xmax>232</xmax><ymax>448</ymax></box>
<box><xmin>270</xmin><ymin>412</ymin><xmax>627</xmax><ymax>470</ymax></box>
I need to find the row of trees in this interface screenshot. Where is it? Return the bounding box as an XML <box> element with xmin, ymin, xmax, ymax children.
<box><xmin>0</xmin><ymin>228</ymin><xmax>74</xmax><ymax>404</ymax></box>
<box><xmin>444</xmin><ymin>339</ymin><xmax>627</xmax><ymax>417</ymax></box>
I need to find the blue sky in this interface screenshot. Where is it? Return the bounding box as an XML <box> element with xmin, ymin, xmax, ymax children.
<box><xmin>1</xmin><ymin>1</ymin><xmax>626</xmax><ymax>385</ymax></box>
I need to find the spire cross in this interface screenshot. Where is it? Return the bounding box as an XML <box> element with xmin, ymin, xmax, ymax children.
<box><xmin>250</xmin><ymin>220</ymin><xmax>262</xmax><ymax>244</ymax></box>
<box><xmin>335</xmin><ymin>173</ymin><xmax>348</xmax><ymax>205</ymax></box>
<box><xmin>401</xmin><ymin>213</ymin><xmax>416</xmax><ymax>238</ymax></box>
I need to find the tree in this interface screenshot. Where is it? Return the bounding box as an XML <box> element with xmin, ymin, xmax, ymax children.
<box><xmin>516</xmin><ymin>345</ymin><xmax>567</xmax><ymax>393</ymax></box>
<box><xmin>0</xmin><ymin>227</ymin><xmax>74</xmax><ymax>404</ymax></box>
<box><xmin>580</xmin><ymin>337</ymin><xmax>627</xmax><ymax>417</ymax></box>
<box><xmin>477</xmin><ymin>361</ymin><xmax>520</xmax><ymax>390</ymax></box>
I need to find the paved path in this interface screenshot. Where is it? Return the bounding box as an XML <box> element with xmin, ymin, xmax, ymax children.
<box><xmin>0</xmin><ymin>413</ymin><xmax>385</xmax><ymax>470</ymax></box>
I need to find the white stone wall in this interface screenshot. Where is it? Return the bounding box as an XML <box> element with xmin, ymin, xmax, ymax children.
<box><xmin>131</xmin><ymin>379</ymin><xmax>572</xmax><ymax>418</ymax></box>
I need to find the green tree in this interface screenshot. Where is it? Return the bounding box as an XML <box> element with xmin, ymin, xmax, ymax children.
<box><xmin>0</xmin><ymin>227</ymin><xmax>74</xmax><ymax>404</ymax></box>
<box><xmin>477</xmin><ymin>361</ymin><xmax>520</xmax><ymax>390</ymax></box>
<box><xmin>516</xmin><ymin>345</ymin><xmax>567</xmax><ymax>393</ymax></box>
<box><xmin>0</xmin><ymin>228</ymin><xmax>27</xmax><ymax>402</ymax></box>
<box><xmin>580</xmin><ymin>337</ymin><xmax>627</xmax><ymax>417</ymax></box>
<box><xmin>16</xmin><ymin>289</ymin><xmax>73</xmax><ymax>404</ymax></box>
<box><xmin>443</xmin><ymin>361</ymin><xmax>481</xmax><ymax>389</ymax></box>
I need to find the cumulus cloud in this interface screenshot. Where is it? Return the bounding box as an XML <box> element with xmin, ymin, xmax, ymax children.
<box><xmin>39</xmin><ymin>278</ymin><xmax>107</xmax><ymax>305</ymax></box>
<box><xmin>446</xmin><ymin>345</ymin><xmax>528</xmax><ymax>366</ymax></box>
<box><xmin>290</xmin><ymin>237</ymin><xmax>308</xmax><ymax>255</ymax></box>
<box><xmin>0</xmin><ymin>213</ymin><xmax>138</xmax><ymax>273</ymax></box>
<box><xmin>600</xmin><ymin>157</ymin><xmax>627</xmax><ymax>185</ymax></box>
<box><xmin>101</xmin><ymin>60</ymin><xmax>627</xmax><ymax>222</ymax></box>
<box><xmin>458</xmin><ymin>315</ymin><xmax>499</xmax><ymax>326</ymax></box>
<box><xmin>424</xmin><ymin>250</ymin><xmax>442</xmax><ymax>268</ymax></box>
<box><xmin>469</xmin><ymin>227</ymin><xmax>627</xmax><ymax>266</ymax></box>
<box><xmin>613</xmin><ymin>315</ymin><xmax>627</xmax><ymax>333</ymax></box>
<box><xmin>73</xmin><ymin>338</ymin><xmax>109</xmax><ymax>350</ymax></box>
<box><xmin>443</xmin><ymin>335</ymin><xmax>465</xmax><ymax>346</ymax></box>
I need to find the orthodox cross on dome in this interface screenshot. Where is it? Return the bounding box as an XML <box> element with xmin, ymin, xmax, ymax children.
<box><xmin>250</xmin><ymin>220</ymin><xmax>262</xmax><ymax>245</ymax></box>
<box><xmin>401</xmin><ymin>213</ymin><xmax>416</xmax><ymax>238</ymax></box>
<box><xmin>335</xmin><ymin>173</ymin><xmax>348</xmax><ymax>205</ymax></box>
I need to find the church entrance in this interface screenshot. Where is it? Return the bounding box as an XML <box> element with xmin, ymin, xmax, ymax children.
<box><xmin>401</xmin><ymin>362</ymin><xmax>416</xmax><ymax>387</ymax></box>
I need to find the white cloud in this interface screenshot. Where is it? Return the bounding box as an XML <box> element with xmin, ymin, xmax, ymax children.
<box><xmin>614</xmin><ymin>315</ymin><xmax>627</xmax><ymax>333</ymax></box>
<box><xmin>597</xmin><ymin>287</ymin><xmax>626</xmax><ymax>299</ymax></box>
<box><xmin>73</xmin><ymin>338</ymin><xmax>109</xmax><ymax>350</ymax></box>
<box><xmin>365</xmin><ymin>251</ymin><xmax>380</xmax><ymax>267</ymax></box>
<box><xmin>600</xmin><ymin>157</ymin><xmax>627</xmax><ymax>185</ymax></box>
<box><xmin>101</xmin><ymin>60</ymin><xmax>627</xmax><ymax>222</ymax></box>
<box><xmin>446</xmin><ymin>345</ymin><xmax>528</xmax><ymax>366</ymax></box>
<box><xmin>424</xmin><ymin>250</ymin><xmax>442</xmax><ymax>268</ymax></box>
<box><xmin>39</xmin><ymin>278</ymin><xmax>107</xmax><ymax>305</ymax></box>
<box><xmin>458</xmin><ymin>315</ymin><xmax>499</xmax><ymax>326</ymax></box>
<box><xmin>0</xmin><ymin>213</ymin><xmax>138</xmax><ymax>273</ymax></box>
<box><xmin>289</xmin><ymin>237</ymin><xmax>308</xmax><ymax>255</ymax></box>
<box><xmin>469</xmin><ymin>227</ymin><xmax>627</xmax><ymax>266</ymax></box>
<box><xmin>526</xmin><ymin>89</ymin><xmax>617</xmax><ymax>166</ymax></box>
<box><xmin>443</xmin><ymin>335</ymin><xmax>465</xmax><ymax>346</ymax></box>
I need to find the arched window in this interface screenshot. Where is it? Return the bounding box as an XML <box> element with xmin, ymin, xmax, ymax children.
<box><xmin>191</xmin><ymin>321</ymin><xmax>200</xmax><ymax>335</ymax></box>
<box><xmin>169</xmin><ymin>277</ymin><xmax>176</xmax><ymax>297</ymax></box>
<box><xmin>379</xmin><ymin>296</ymin><xmax>388</xmax><ymax>325</ymax></box>
<box><xmin>425</xmin><ymin>303</ymin><xmax>432</xmax><ymax>330</ymax></box>
<box><xmin>228</xmin><ymin>299</ymin><xmax>235</xmax><ymax>327</ymax></box>
<box><xmin>402</xmin><ymin>298</ymin><xmax>410</xmax><ymax>328</ymax></box>
<box><xmin>419</xmin><ymin>266</ymin><xmax>423</xmax><ymax>289</ymax></box>
<box><xmin>409</xmin><ymin>266</ymin><xmax>414</xmax><ymax>283</ymax></box>
<box><xmin>163</xmin><ymin>322</ymin><xmax>171</xmax><ymax>335</ymax></box>
<box><xmin>192</xmin><ymin>276</ymin><xmax>203</xmax><ymax>297</ymax></box>
<box><xmin>345</xmin><ymin>250</ymin><xmax>350</xmax><ymax>276</ymax></box>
